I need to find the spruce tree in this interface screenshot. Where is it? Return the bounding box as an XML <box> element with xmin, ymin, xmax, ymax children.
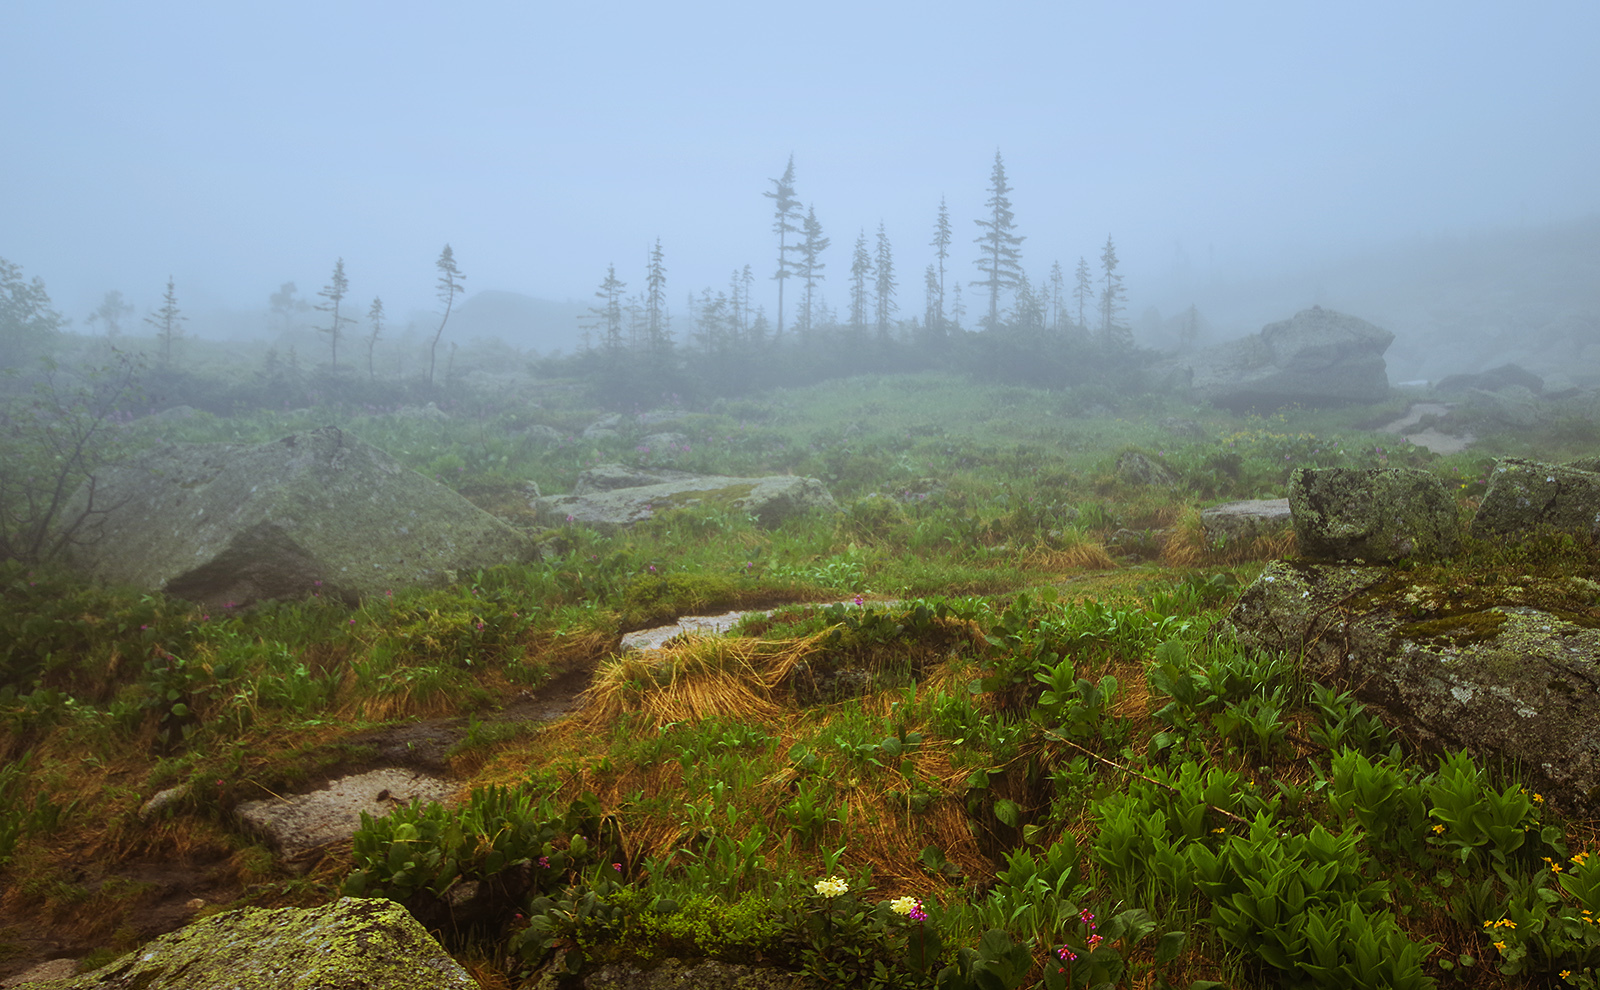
<box><xmin>1098</xmin><ymin>235</ymin><xmax>1130</xmax><ymax>348</ymax></box>
<box><xmin>923</xmin><ymin>264</ymin><xmax>940</xmax><ymax>335</ymax></box>
<box><xmin>971</xmin><ymin>151</ymin><xmax>1025</xmax><ymax>329</ymax></box>
<box><xmin>315</xmin><ymin>258</ymin><xmax>355</xmax><ymax>369</ymax></box>
<box><xmin>849</xmin><ymin>230</ymin><xmax>872</xmax><ymax>334</ymax></box>
<box><xmin>763</xmin><ymin>155</ymin><xmax>802</xmax><ymax>339</ymax></box>
<box><xmin>1073</xmin><ymin>257</ymin><xmax>1094</xmax><ymax>330</ymax></box>
<box><xmin>365</xmin><ymin>297</ymin><xmax>384</xmax><ymax>381</ymax></box>
<box><xmin>796</xmin><ymin>205</ymin><xmax>830</xmax><ymax>338</ymax></box>
<box><xmin>874</xmin><ymin>222</ymin><xmax>897</xmax><ymax>341</ymax></box>
<box><xmin>144</xmin><ymin>276</ymin><xmax>186</xmax><ymax>367</ymax></box>
<box><xmin>645</xmin><ymin>239</ymin><xmax>670</xmax><ymax>353</ymax></box>
<box><xmin>428</xmin><ymin>245</ymin><xmax>465</xmax><ymax>385</ymax></box>
<box><xmin>584</xmin><ymin>264</ymin><xmax>627</xmax><ymax>355</ymax></box>
<box><xmin>929</xmin><ymin>196</ymin><xmax>952</xmax><ymax>331</ymax></box>
<box><xmin>1048</xmin><ymin>261</ymin><xmax>1065</xmax><ymax>332</ymax></box>
<box><xmin>87</xmin><ymin>290</ymin><xmax>133</xmax><ymax>338</ymax></box>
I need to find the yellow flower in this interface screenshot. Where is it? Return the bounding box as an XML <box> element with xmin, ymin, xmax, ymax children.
<box><xmin>1561</xmin><ymin>971</ymin><xmax>1571</xmax><ymax>980</ymax></box>
<box><xmin>1493</xmin><ymin>940</ymin><xmax>1508</xmax><ymax>953</ymax></box>
<box><xmin>1432</xmin><ymin>824</ymin><xmax>1446</xmax><ymax>834</ymax></box>
<box><xmin>814</xmin><ymin>876</ymin><xmax>850</xmax><ymax>898</ymax></box>
<box><xmin>1533</xmin><ymin>793</ymin><xmax>1545</xmax><ymax>805</ymax></box>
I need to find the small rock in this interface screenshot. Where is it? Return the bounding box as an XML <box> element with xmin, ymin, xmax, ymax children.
<box><xmin>138</xmin><ymin>784</ymin><xmax>191</xmax><ymax>823</ymax></box>
<box><xmin>1200</xmin><ymin>499</ymin><xmax>1292</xmax><ymax>546</ymax></box>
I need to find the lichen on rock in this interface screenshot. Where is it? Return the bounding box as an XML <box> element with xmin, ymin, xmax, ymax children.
<box><xmin>1289</xmin><ymin>466</ymin><xmax>1459</xmax><ymax>563</ymax></box>
<box><xmin>12</xmin><ymin>896</ymin><xmax>477</xmax><ymax>989</ymax></box>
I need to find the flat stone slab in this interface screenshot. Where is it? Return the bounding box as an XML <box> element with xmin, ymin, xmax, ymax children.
<box><xmin>235</xmin><ymin>768</ymin><xmax>456</xmax><ymax>861</ymax></box>
<box><xmin>1200</xmin><ymin>498</ymin><xmax>1292</xmax><ymax>546</ymax></box>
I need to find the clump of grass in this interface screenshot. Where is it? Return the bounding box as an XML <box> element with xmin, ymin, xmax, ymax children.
<box><xmin>579</xmin><ymin>634</ymin><xmax>824</xmax><ymax>728</ymax></box>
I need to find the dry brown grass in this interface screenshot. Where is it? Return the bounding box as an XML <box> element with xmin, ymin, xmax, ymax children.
<box><xmin>1161</xmin><ymin>506</ymin><xmax>1297</xmax><ymax>567</ymax></box>
<box><xmin>1019</xmin><ymin>542</ymin><xmax>1118</xmax><ymax>572</ymax></box>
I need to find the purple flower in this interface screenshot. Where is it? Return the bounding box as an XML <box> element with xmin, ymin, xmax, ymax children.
<box><xmin>539</xmin><ymin>856</ymin><xmax>550</xmax><ymax>868</ymax></box>
<box><xmin>613</xmin><ymin>862</ymin><xmax>622</xmax><ymax>871</ymax></box>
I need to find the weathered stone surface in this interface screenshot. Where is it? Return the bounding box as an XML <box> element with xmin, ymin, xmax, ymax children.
<box><xmin>580</xmin><ymin>958</ymin><xmax>820</xmax><ymax>990</ymax></box>
<box><xmin>236</xmin><ymin>768</ymin><xmax>456</xmax><ymax>864</ymax></box>
<box><xmin>1170</xmin><ymin>306</ymin><xmax>1394</xmax><ymax>410</ymax></box>
<box><xmin>1436</xmin><ymin>363</ymin><xmax>1544</xmax><ymax>396</ymax></box>
<box><xmin>5</xmin><ymin>959</ymin><xmax>76</xmax><ymax>987</ymax></box>
<box><xmin>1471</xmin><ymin>459</ymin><xmax>1600</xmax><ymax>540</ymax></box>
<box><xmin>12</xmin><ymin>897</ymin><xmax>476</xmax><ymax>990</ymax></box>
<box><xmin>1200</xmin><ymin>498</ymin><xmax>1292</xmax><ymax>546</ymax></box>
<box><xmin>1114</xmin><ymin>451</ymin><xmax>1178</xmax><ymax>487</ymax></box>
<box><xmin>1289</xmin><ymin>467</ymin><xmax>1459</xmax><ymax>563</ymax></box>
<box><xmin>1223</xmin><ymin>561</ymin><xmax>1600</xmax><ymax>814</ymax></box>
<box><xmin>538</xmin><ymin>473</ymin><xmax>839</xmax><ymax>530</ymax></box>
<box><xmin>571</xmin><ymin>464</ymin><xmax>699</xmax><ymax>495</ymax></box>
<box><xmin>61</xmin><ymin>427</ymin><xmax>534</xmax><ymax>607</ymax></box>
<box><xmin>138</xmin><ymin>784</ymin><xmax>191</xmax><ymax>823</ymax></box>
<box><xmin>1466</xmin><ymin>385</ymin><xmax>1541</xmax><ymax>427</ymax></box>
<box><xmin>523</xmin><ymin>424</ymin><xmax>564</xmax><ymax>446</ymax></box>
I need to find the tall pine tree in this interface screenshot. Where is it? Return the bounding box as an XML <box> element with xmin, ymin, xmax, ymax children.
<box><xmin>1098</xmin><ymin>235</ymin><xmax>1130</xmax><ymax>348</ymax></box>
<box><xmin>365</xmin><ymin>297</ymin><xmax>384</xmax><ymax>381</ymax></box>
<box><xmin>144</xmin><ymin>276</ymin><xmax>186</xmax><ymax>367</ymax></box>
<box><xmin>874</xmin><ymin>222</ymin><xmax>896</xmax><ymax>341</ymax></box>
<box><xmin>796</xmin><ymin>205</ymin><xmax>830</xmax><ymax>338</ymax></box>
<box><xmin>971</xmin><ymin>151</ymin><xmax>1025</xmax><ymax>329</ymax></box>
<box><xmin>849</xmin><ymin>230</ymin><xmax>872</xmax><ymax>335</ymax></box>
<box><xmin>315</xmin><ymin>258</ymin><xmax>354</xmax><ymax>369</ymax></box>
<box><xmin>428</xmin><ymin>245</ymin><xmax>464</xmax><ymax>385</ymax></box>
<box><xmin>929</xmin><ymin>196</ymin><xmax>952</xmax><ymax>332</ymax></box>
<box><xmin>763</xmin><ymin>155</ymin><xmax>802</xmax><ymax>339</ymax></box>
<box><xmin>645</xmin><ymin>239</ymin><xmax>670</xmax><ymax>353</ymax></box>
<box><xmin>1073</xmin><ymin>257</ymin><xmax>1094</xmax><ymax>331</ymax></box>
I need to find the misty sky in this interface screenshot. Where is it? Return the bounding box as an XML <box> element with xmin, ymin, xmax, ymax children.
<box><xmin>4</xmin><ymin>1</ymin><xmax>1597</xmax><ymax>340</ymax></box>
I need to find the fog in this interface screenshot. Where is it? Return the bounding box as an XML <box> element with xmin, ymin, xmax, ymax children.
<box><xmin>4</xmin><ymin>1</ymin><xmax>1597</xmax><ymax>375</ymax></box>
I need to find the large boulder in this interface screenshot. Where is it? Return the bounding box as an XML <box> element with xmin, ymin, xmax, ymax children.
<box><xmin>235</xmin><ymin>768</ymin><xmax>457</xmax><ymax>866</ymax></box>
<box><xmin>1172</xmin><ymin>307</ymin><xmax>1394</xmax><ymax>410</ymax></box>
<box><xmin>1223</xmin><ymin>560</ymin><xmax>1600</xmax><ymax>814</ymax></box>
<box><xmin>62</xmin><ymin>427</ymin><xmax>534</xmax><ymax>607</ymax></box>
<box><xmin>1289</xmin><ymin>467</ymin><xmax>1459</xmax><ymax>563</ymax></box>
<box><xmin>1471</xmin><ymin>459</ymin><xmax>1600</xmax><ymax>540</ymax></box>
<box><xmin>537</xmin><ymin>470</ymin><xmax>839</xmax><ymax>530</ymax></box>
<box><xmin>11</xmin><ymin>896</ymin><xmax>477</xmax><ymax>990</ymax></box>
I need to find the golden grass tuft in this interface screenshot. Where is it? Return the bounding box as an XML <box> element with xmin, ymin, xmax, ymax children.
<box><xmin>1020</xmin><ymin>542</ymin><xmax>1118</xmax><ymax>572</ymax></box>
<box><xmin>576</xmin><ymin>632</ymin><xmax>829</xmax><ymax>730</ymax></box>
<box><xmin>1162</xmin><ymin>506</ymin><xmax>1298</xmax><ymax>567</ymax></box>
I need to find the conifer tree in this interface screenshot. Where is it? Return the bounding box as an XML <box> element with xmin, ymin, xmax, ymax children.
<box><xmin>950</xmin><ymin>282</ymin><xmax>966</xmax><ymax>331</ymax></box>
<box><xmin>923</xmin><ymin>264</ymin><xmax>940</xmax><ymax>334</ymax></box>
<box><xmin>971</xmin><ymin>151</ymin><xmax>1025</xmax><ymax>329</ymax></box>
<box><xmin>428</xmin><ymin>245</ymin><xmax>465</xmax><ymax>385</ymax></box>
<box><xmin>315</xmin><ymin>258</ymin><xmax>355</xmax><ymax>369</ymax></box>
<box><xmin>1073</xmin><ymin>257</ymin><xmax>1093</xmax><ymax>330</ymax></box>
<box><xmin>365</xmin><ymin>297</ymin><xmax>384</xmax><ymax>381</ymax></box>
<box><xmin>1048</xmin><ymin>261</ymin><xmax>1065</xmax><ymax>332</ymax></box>
<box><xmin>929</xmin><ymin>196</ymin><xmax>952</xmax><ymax>331</ymax></box>
<box><xmin>796</xmin><ymin>205</ymin><xmax>830</xmax><ymax>338</ymax></box>
<box><xmin>849</xmin><ymin>230</ymin><xmax>873</xmax><ymax>334</ymax></box>
<box><xmin>144</xmin><ymin>276</ymin><xmax>186</xmax><ymax>367</ymax></box>
<box><xmin>1098</xmin><ymin>235</ymin><xmax>1130</xmax><ymax>348</ymax></box>
<box><xmin>874</xmin><ymin>222</ymin><xmax>897</xmax><ymax>341</ymax></box>
<box><xmin>740</xmin><ymin>265</ymin><xmax>755</xmax><ymax>338</ymax></box>
<box><xmin>645</xmin><ymin>239</ymin><xmax>670</xmax><ymax>353</ymax></box>
<box><xmin>763</xmin><ymin>155</ymin><xmax>803</xmax><ymax>339</ymax></box>
<box><xmin>585</xmin><ymin>264</ymin><xmax>627</xmax><ymax>355</ymax></box>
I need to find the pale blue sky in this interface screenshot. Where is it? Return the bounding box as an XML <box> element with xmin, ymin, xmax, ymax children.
<box><xmin>4</xmin><ymin>0</ymin><xmax>1597</xmax><ymax>339</ymax></box>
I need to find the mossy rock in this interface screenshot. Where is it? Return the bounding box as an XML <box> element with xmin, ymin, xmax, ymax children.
<box><xmin>1471</xmin><ymin>458</ymin><xmax>1600</xmax><ymax>541</ymax></box>
<box><xmin>1289</xmin><ymin>466</ymin><xmax>1458</xmax><ymax>563</ymax></box>
<box><xmin>1224</xmin><ymin>560</ymin><xmax>1600</xmax><ymax>813</ymax></box>
<box><xmin>15</xmin><ymin>897</ymin><xmax>474</xmax><ymax>989</ymax></box>
<box><xmin>536</xmin><ymin>474</ymin><xmax>838</xmax><ymax>531</ymax></box>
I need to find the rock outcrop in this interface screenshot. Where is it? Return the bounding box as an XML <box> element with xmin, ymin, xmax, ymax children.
<box><xmin>1167</xmin><ymin>307</ymin><xmax>1394</xmax><ymax>410</ymax></box>
<box><xmin>1223</xmin><ymin>560</ymin><xmax>1600</xmax><ymax>815</ymax></box>
<box><xmin>235</xmin><ymin>768</ymin><xmax>456</xmax><ymax>866</ymax></box>
<box><xmin>1289</xmin><ymin>466</ymin><xmax>1459</xmax><ymax>563</ymax></box>
<box><xmin>12</xmin><ymin>897</ymin><xmax>476</xmax><ymax>989</ymax></box>
<box><xmin>61</xmin><ymin>427</ymin><xmax>534</xmax><ymax>607</ymax></box>
<box><xmin>536</xmin><ymin>465</ymin><xmax>839</xmax><ymax>530</ymax></box>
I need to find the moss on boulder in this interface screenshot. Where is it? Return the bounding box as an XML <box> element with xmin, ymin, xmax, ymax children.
<box><xmin>1471</xmin><ymin>458</ymin><xmax>1600</xmax><ymax>540</ymax></box>
<box><xmin>14</xmin><ymin>897</ymin><xmax>476</xmax><ymax>990</ymax></box>
<box><xmin>536</xmin><ymin>471</ymin><xmax>838</xmax><ymax>531</ymax></box>
<box><xmin>1224</xmin><ymin>560</ymin><xmax>1600</xmax><ymax>813</ymax></box>
<box><xmin>1289</xmin><ymin>466</ymin><xmax>1459</xmax><ymax>563</ymax></box>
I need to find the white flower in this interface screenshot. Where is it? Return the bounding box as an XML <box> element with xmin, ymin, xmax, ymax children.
<box><xmin>814</xmin><ymin>876</ymin><xmax>850</xmax><ymax>898</ymax></box>
<box><xmin>890</xmin><ymin>895</ymin><xmax>920</xmax><ymax>915</ymax></box>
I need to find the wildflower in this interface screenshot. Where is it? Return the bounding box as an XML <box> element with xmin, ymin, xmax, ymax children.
<box><xmin>1056</xmin><ymin>945</ymin><xmax>1077</xmax><ymax>962</ymax></box>
<box><xmin>853</xmin><ymin>595</ymin><xmax>865</xmax><ymax>606</ymax></box>
<box><xmin>1079</xmin><ymin>908</ymin><xmax>1095</xmax><ymax>926</ymax></box>
<box><xmin>814</xmin><ymin>876</ymin><xmax>849</xmax><ymax>898</ymax></box>
<box><xmin>1493</xmin><ymin>940</ymin><xmax>1508</xmax><ymax>953</ymax></box>
<box><xmin>1086</xmin><ymin>933</ymin><xmax>1103</xmax><ymax>950</ymax></box>
<box><xmin>538</xmin><ymin>856</ymin><xmax>550</xmax><ymax>868</ymax></box>
<box><xmin>1432</xmin><ymin>824</ymin><xmax>1446</xmax><ymax>834</ymax></box>
<box><xmin>1533</xmin><ymin>793</ymin><xmax>1545</xmax><ymax>805</ymax></box>
<box><xmin>613</xmin><ymin>862</ymin><xmax>622</xmax><ymax>872</ymax></box>
<box><xmin>891</xmin><ymin>896</ymin><xmax>923</xmax><ymax>917</ymax></box>
<box><xmin>1561</xmin><ymin>971</ymin><xmax>1571</xmax><ymax>980</ymax></box>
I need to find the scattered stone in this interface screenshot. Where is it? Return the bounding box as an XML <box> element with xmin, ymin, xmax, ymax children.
<box><xmin>1289</xmin><ymin>467</ymin><xmax>1459</xmax><ymax>563</ymax></box>
<box><xmin>640</xmin><ymin>432</ymin><xmax>690</xmax><ymax>452</ymax></box>
<box><xmin>582</xmin><ymin>414</ymin><xmax>623</xmax><ymax>439</ymax></box>
<box><xmin>1223</xmin><ymin>560</ymin><xmax>1600</xmax><ymax>815</ymax></box>
<box><xmin>235</xmin><ymin>768</ymin><xmax>456</xmax><ymax>865</ymax></box>
<box><xmin>1200</xmin><ymin>498</ymin><xmax>1292</xmax><ymax>547</ymax></box>
<box><xmin>1166</xmin><ymin>306</ymin><xmax>1394</xmax><ymax>410</ymax></box>
<box><xmin>1436</xmin><ymin>363</ymin><xmax>1544</xmax><ymax>395</ymax></box>
<box><xmin>184</xmin><ymin>899</ymin><xmax>207</xmax><ymax>912</ymax></box>
<box><xmin>137</xmin><ymin>784</ymin><xmax>191</xmax><ymax>823</ymax></box>
<box><xmin>391</xmin><ymin>402</ymin><xmax>449</xmax><ymax>421</ymax></box>
<box><xmin>1466</xmin><ymin>384</ymin><xmax>1541</xmax><ymax>428</ymax></box>
<box><xmin>1471</xmin><ymin>458</ymin><xmax>1600</xmax><ymax>541</ymax></box>
<box><xmin>572</xmin><ymin>464</ymin><xmax>699</xmax><ymax>495</ymax></box>
<box><xmin>523</xmin><ymin>424</ymin><xmax>564</xmax><ymax>446</ymax></box>
<box><xmin>8</xmin><ymin>896</ymin><xmax>476</xmax><ymax>990</ymax></box>
<box><xmin>537</xmin><ymin>473</ymin><xmax>839</xmax><ymax>530</ymax></box>
<box><xmin>61</xmin><ymin>426</ymin><xmax>535</xmax><ymax>608</ymax></box>
<box><xmin>580</xmin><ymin>958</ymin><xmax>821</xmax><ymax>990</ymax></box>
<box><xmin>1114</xmin><ymin>451</ymin><xmax>1179</xmax><ymax>487</ymax></box>
<box><xmin>1158</xmin><ymin>417</ymin><xmax>1208</xmax><ymax>440</ymax></box>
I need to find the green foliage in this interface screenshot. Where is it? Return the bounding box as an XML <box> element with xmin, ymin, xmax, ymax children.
<box><xmin>0</xmin><ymin>752</ymin><xmax>74</xmax><ymax>866</ymax></box>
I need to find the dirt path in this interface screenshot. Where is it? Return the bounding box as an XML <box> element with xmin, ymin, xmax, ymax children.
<box><xmin>1376</xmin><ymin>401</ymin><xmax>1475</xmax><ymax>455</ymax></box>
